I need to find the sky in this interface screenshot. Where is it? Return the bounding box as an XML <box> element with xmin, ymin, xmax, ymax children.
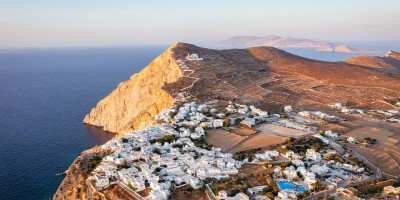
<box><xmin>0</xmin><ymin>0</ymin><xmax>399</xmax><ymax>48</ymax></box>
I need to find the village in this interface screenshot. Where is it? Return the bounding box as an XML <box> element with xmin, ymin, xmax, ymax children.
<box><xmin>84</xmin><ymin>96</ymin><xmax>393</xmax><ymax>200</ymax></box>
<box><xmin>84</xmin><ymin>55</ymin><xmax>400</xmax><ymax>200</ymax></box>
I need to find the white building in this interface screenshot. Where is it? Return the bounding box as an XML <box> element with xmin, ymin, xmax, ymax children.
<box><xmin>186</xmin><ymin>53</ymin><xmax>203</xmax><ymax>61</ymax></box>
<box><xmin>306</xmin><ymin>149</ymin><xmax>321</xmax><ymax>161</ymax></box>
<box><xmin>324</xmin><ymin>130</ymin><xmax>338</xmax><ymax>138</ymax></box>
<box><xmin>241</xmin><ymin>118</ymin><xmax>256</xmax><ymax>128</ymax></box>
<box><xmin>93</xmin><ymin>174</ymin><xmax>109</xmax><ymax>189</ymax></box>
<box><xmin>284</xmin><ymin>105</ymin><xmax>293</xmax><ymax>113</ymax></box>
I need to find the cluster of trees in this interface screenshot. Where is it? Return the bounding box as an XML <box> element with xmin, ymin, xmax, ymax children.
<box><xmin>191</xmin><ymin>136</ymin><xmax>213</xmax><ymax>150</ymax></box>
<box><xmin>149</xmin><ymin>135</ymin><xmax>176</xmax><ymax>145</ymax></box>
<box><xmin>153</xmin><ymin>148</ymin><xmax>161</xmax><ymax>155</ymax></box>
<box><xmin>122</xmin><ymin>138</ymin><xmax>129</xmax><ymax>143</ymax></box>
<box><xmin>279</xmin><ymin>137</ymin><xmax>328</xmax><ymax>155</ymax></box>
<box><xmin>87</xmin><ymin>156</ymin><xmax>102</xmax><ymax>171</ymax></box>
<box><xmin>82</xmin><ymin>156</ymin><xmax>103</xmax><ymax>179</ymax></box>
<box><xmin>362</xmin><ymin>137</ymin><xmax>377</xmax><ymax>145</ymax></box>
<box><xmin>326</xmin><ymin>153</ymin><xmax>346</xmax><ymax>163</ymax></box>
<box><xmin>296</xmin><ymin>191</ymin><xmax>311</xmax><ymax>199</ymax></box>
<box><xmin>234</xmin><ymin>148</ymin><xmax>262</xmax><ymax>161</ymax></box>
<box><xmin>311</xmin><ymin>181</ymin><xmax>326</xmax><ymax>192</ymax></box>
<box><xmin>117</xmin><ymin>160</ymin><xmax>130</xmax><ymax>169</ymax></box>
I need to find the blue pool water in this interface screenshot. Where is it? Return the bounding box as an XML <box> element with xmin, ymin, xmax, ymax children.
<box><xmin>277</xmin><ymin>182</ymin><xmax>306</xmax><ymax>192</ymax></box>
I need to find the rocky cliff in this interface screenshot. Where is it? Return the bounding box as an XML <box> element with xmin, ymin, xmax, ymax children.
<box><xmin>83</xmin><ymin>43</ymin><xmax>183</xmax><ymax>134</ymax></box>
<box><xmin>53</xmin><ymin>146</ymin><xmax>109</xmax><ymax>200</ymax></box>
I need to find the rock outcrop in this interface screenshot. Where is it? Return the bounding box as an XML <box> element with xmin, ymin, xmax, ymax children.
<box><xmin>385</xmin><ymin>50</ymin><xmax>400</xmax><ymax>60</ymax></box>
<box><xmin>83</xmin><ymin>43</ymin><xmax>183</xmax><ymax>134</ymax></box>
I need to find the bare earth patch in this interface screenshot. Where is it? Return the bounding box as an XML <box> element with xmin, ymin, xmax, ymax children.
<box><xmin>206</xmin><ymin>129</ymin><xmax>245</xmax><ymax>151</ymax></box>
<box><xmin>255</xmin><ymin>123</ymin><xmax>309</xmax><ymax>138</ymax></box>
<box><xmin>229</xmin><ymin>134</ymin><xmax>288</xmax><ymax>153</ymax></box>
<box><xmin>232</xmin><ymin>127</ymin><xmax>259</xmax><ymax>136</ymax></box>
<box><xmin>346</xmin><ymin>127</ymin><xmax>397</xmax><ymax>147</ymax></box>
<box><xmin>322</xmin><ymin>123</ymin><xmax>349</xmax><ymax>134</ymax></box>
<box><xmin>169</xmin><ymin>185</ymin><xmax>207</xmax><ymax>200</ymax></box>
<box><xmin>102</xmin><ymin>184</ymin><xmax>137</xmax><ymax>200</ymax></box>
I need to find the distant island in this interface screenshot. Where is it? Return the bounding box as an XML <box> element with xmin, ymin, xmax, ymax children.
<box><xmin>202</xmin><ymin>36</ymin><xmax>381</xmax><ymax>53</ymax></box>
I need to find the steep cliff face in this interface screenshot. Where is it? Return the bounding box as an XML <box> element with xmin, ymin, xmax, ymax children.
<box><xmin>83</xmin><ymin>43</ymin><xmax>183</xmax><ymax>134</ymax></box>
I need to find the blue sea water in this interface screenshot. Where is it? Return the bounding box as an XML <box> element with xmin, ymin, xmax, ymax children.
<box><xmin>280</xmin><ymin>44</ymin><xmax>400</xmax><ymax>62</ymax></box>
<box><xmin>0</xmin><ymin>46</ymin><xmax>168</xmax><ymax>200</ymax></box>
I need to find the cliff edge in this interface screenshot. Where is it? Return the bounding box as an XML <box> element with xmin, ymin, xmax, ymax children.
<box><xmin>83</xmin><ymin>43</ymin><xmax>183</xmax><ymax>134</ymax></box>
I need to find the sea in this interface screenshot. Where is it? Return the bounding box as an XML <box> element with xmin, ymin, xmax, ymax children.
<box><xmin>0</xmin><ymin>44</ymin><xmax>399</xmax><ymax>200</ymax></box>
<box><xmin>0</xmin><ymin>46</ymin><xmax>168</xmax><ymax>200</ymax></box>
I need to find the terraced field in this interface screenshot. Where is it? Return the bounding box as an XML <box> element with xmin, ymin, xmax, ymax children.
<box><xmin>352</xmin><ymin>146</ymin><xmax>400</xmax><ymax>177</ymax></box>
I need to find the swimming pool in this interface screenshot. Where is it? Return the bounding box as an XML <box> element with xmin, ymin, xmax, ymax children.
<box><xmin>277</xmin><ymin>181</ymin><xmax>307</xmax><ymax>192</ymax></box>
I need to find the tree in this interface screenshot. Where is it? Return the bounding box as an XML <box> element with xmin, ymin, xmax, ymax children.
<box><xmin>234</xmin><ymin>118</ymin><xmax>243</xmax><ymax>125</ymax></box>
<box><xmin>362</xmin><ymin>137</ymin><xmax>377</xmax><ymax>145</ymax></box>
<box><xmin>163</xmin><ymin>135</ymin><xmax>175</xmax><ymax>143</ymax></box>
<box><xmin>117</xmin><ymin>160</ymin><xmax>130</xmax><ymax>169</ymax></box>
<box><xmin>200</xmin><ymin>184</ymin><xmax>206</xmax><ymax>191</ymax></box>
<box><xmin>278</xmin><ymin>146</ymin><xmax>288</xmax><ymax>154</ymax></box>
<box><xmin>153</xmin><ymin>148</ymin><xmax>161</xmax><ymax>155</ymax></box>
<box><xmin>168</xmin><ymin>111</ymin><xmax>175</xmax><ymax>118</ymax></box>
<box><xmin>224</xmin><ymin>117</ymin><xmax>231</xmax><ymax>127</ymax></box>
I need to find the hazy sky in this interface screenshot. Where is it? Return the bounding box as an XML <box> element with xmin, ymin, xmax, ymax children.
<box><xmin>1</xmin><ymin>0</ymin><xmax>399</xmax><ymax>48</ymax></box>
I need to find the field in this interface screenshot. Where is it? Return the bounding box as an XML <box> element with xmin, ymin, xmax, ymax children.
<box><xmin>321</xmin><ymin>123</ymin><xmax>349</xmax><ymax>134</ymax></box>
<box><xmin>231</xmin><ymin>127</ymin><xmax>258</xmax><ymax>136</ymax></box>
<box><xmin>345</xmin><ymin>127</ymin><xmax>397</xmax><ymax>147</ymax></box>
<box><xmin>205</xmin><ymin>129</ymin><xmax>245</xmax><ymax>150</ymax></box>
<box><xmin>255</xmin><ymin>123</ymin><xmax>309</xmax><ymax>138</ymax></box>
<box><xmin>169</xmin><ymin>185</ymin><xmax>207</xmax><ymax>200</ymax></box>
<box><xmin>102</xmin><ymin>184</ymin><xmax>138</xmax><ymax>200</ymax></box>
<box><xmin>228</xmin><ymin>134</ymin><xmax>288</xmax><ymax>153</ymax></box>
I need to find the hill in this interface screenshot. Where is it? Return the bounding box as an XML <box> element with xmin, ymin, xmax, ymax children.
<box><xmin>343</xmin><ymin>50</ymin><xmax>400</xmax><ymax>72</ymax></box>
<box><xmin>83</xmin><ymin>43</ymin><xmax>400</xmax><ymax>134</ymax></box>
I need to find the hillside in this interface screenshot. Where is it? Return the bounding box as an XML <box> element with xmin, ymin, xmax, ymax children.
<box><xmin>84</xmin><ymin>43</ymin><xmax>400</xmax><ymax>134</ymax></box>
<box><xmin>343</xmin><ymin>50</ymin><xmax>400</xmax><ymax>72</ymax></box>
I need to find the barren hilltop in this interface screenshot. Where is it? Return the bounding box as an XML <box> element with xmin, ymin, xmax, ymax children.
<box><xmin>83</xmin><ymin>43</ymin><xmax>400</xmax><ymax>134</ymax></box>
